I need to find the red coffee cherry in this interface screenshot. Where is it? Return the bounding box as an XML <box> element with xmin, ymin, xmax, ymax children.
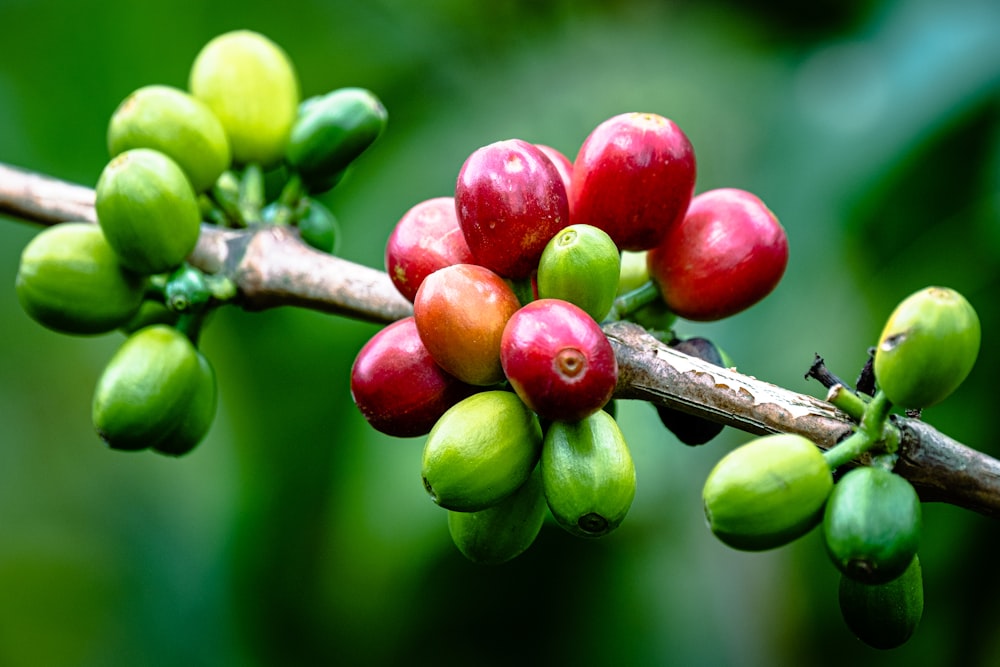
<box><xmin>535</xmin><ymin>144</ymin><xmax>574</xmax><ymax>200</ymax></box>
<box><xmin>350</xmin><ymin>316</ymin><xmax>475</xmax><ymax>438</ymax></box>
<box><xmin>414</xmin><ymin>263</ymin><xmax>522</xmax><ymax>386</ymax></box>
<box><xmin>647</xmin><ymin>188</ymin><xmax>788</xmax><ymax>321</ymax></box>
<box><xmin>384</xmin><ymin>196</ymin><xmax>474</xmax><ymax>302</ymax></box>
<box><xmin>455</xmin><ymin>139</ymin><xmax>569</xmax><ymax>279</ymax></box>
<box><xmin>500</xmin><ymin>298</ymin><xmax>618</xmax><ymax>423</ymax></box>
<box><xmin>570</xmin><ymin>112</ymin><xmax>696</xmax><ymax>251</ymax></box>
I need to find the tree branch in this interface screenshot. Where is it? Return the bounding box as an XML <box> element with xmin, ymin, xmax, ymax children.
<box><xmin>0</xmin><ymin>162</ymin><xmax>412</xmax><ymax>324</ymax></box>
<box><xmin>4</xmin><ymin>161</ymin><xmax>999</xmax><ymax>518</ymax></box>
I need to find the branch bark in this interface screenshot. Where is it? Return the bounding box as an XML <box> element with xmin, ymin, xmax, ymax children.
<box><xmin>4</xmin><ymin>161</ymin><xmax>1000</xmax><ymax>518</ymax></box>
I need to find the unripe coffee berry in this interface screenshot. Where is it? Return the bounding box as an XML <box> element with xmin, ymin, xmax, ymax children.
<box><xmin>536</xmin><ymin>224</ymin><xmax>621</xmax><ymax>322</ymax></box>
<box><xmin>107</xmin><ymin>84</ymin><xmax>231</xmax><ymax>193</ymax></box>
<box><xmin>95</xmin><ymin>148</ymin><xmax>202</xmax><ymax>275</ymax></box>
<box><xmin>16</xmin><ymin>222</ymin><xmax>145</xmax><ymax>335</ymax></box>
<box><xmin>702</xmin><ymin>433</ymin><xmax>833</xmax><ymax>551</ymax></box>
<box><xmin>189</xmin><ymin>30</ymin><xmax>299</xmax><ymax>167</ymax></box>
<box><xmin>873</xmin><ymin>286</ymin><xmax>980</xmax><ymax>409</ymax></box>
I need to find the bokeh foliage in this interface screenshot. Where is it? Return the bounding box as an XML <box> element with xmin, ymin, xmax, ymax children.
<box><xmin>2</xmin><ymin>0</ymin><xmax>999</xmax><ymax>665</ymax></box>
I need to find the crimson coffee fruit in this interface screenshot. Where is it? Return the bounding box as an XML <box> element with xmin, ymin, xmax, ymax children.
<box><xmin>414</xmin><ymin>263</ymin><xmax>522</xmax><ymax>386</ymax></box>
<box><xmin>648</xmin><ymin>188</ymin><xmax>788</xmax><ymax>321</ymax></box>
<box><xmin>350</xmin><ymin>317</ymin><xmax>475</xmax><ymax>438</ymax></box>
<box><xmin>571</xmin><ymin>112</ymin><xmax>696</xmax><ymax>251</ymax></box>
<box><xmin>384</xmin><ymin>196</ymin><xmax>474</xmax><ymax>302</ymax></box>
<box><xmin>535</xmin><ymin>144</ymin><xmax>574</xmax><ymax>200</ymax></box>
<box><xmin>455</xmin><ymin>139</ymin><xmax>569</xmax><ymax>279</ymax></box>
<box><xmin>500</xmin><ymin>298</ymin><xmax>618</xmax><ymax>423</ymax></box>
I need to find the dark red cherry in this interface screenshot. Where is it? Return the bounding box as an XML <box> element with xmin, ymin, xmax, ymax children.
<box><xmin>384</xmin><ymin>196</ymin><xmax>474</xmax><ymax>302</ymax></box>
<box><xmin>350</xmin><ymin>316</ymin><xmax>476</xmax><ymax>437</ymax></box>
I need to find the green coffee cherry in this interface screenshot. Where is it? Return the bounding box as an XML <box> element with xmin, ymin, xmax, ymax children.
<box><xmin>616</xmin><ymin>250</ymin><xmax>650</xmax><ymax>295</ymax></box>
<box><xmin>95</xmin><ymin>148</ymin><xmax>202</xmax><ymax>275</ymax></box>
<box><xmin>447</xmin><ymin>466</ymin><xmax>547</xmax><ymax>565</ymax></box>
<box><xmin>839</xmin><ymin>555</ymin><xmax>923</xmax><ymax>650</ymax></box>
<box><xmin>189</xmin><ymin>30</ymin><xmax>300</xmax><ymax>167</ymax></box>
<box><xmin>286</xmin><ymin>87</ymin><xmax>387</xmax><ymax>193</ymax></box>
<box><xmin>107</xmin><ymin>84</ymin><xmax>231</xmax><ymax>193</ymax></box>
<box><xmin>421</xmin><ymin>390</ymin><xmax>542</xmax><ymax>512</ymax></box>
<box><xmin>152</xmin><ymin>350</ymin><xmax>217</xmax><ymax>457</ymax></box>
<box><xmin>874</xmin><ymin>286</ymin><xmax>980</xmax><ymax>409</ymax></box>
<box><xmin>16</xmin><ymin>222</ymin><xmax>145</xmax><ymax>335</ymax></box>
<box><xmin>702</xmin><ymin>433</ymin><xmax>833</xmax><ymax>551</ymax></box>
<box><xmin>537</xmin><ymin>224</ymin><xmax>621</xmax><ymax>322</ymax></box>
<box><xmin>614</xmin><ymin>251</ymin><xmax>677</xmax><ymax>331</ymax></box>
<box><xmin>823</xmin><ymin>466</ymin><xmax>921</xmax><ymax>585</ymax></box>
<box><xmin>541</xmin><ymin>410</ymin><xmax>636</xmax><ymax>538</ymax></box>
<box><xmin>92</xmin><ymin>324</ymin><xmax>216</xmax><ymax>454</ymax></box>
<box><xmin>296</xmin><ymin>198</ymin><xmax>340</xmax><ymax>254</ymax></box>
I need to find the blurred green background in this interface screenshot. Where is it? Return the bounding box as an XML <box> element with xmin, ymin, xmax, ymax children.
<box><xmin>2</xmin><ymin>0</ymin><xmax>1000</xmax><ymax>664</ymax></box>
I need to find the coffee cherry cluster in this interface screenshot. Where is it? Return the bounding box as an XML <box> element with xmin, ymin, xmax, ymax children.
<box><xmin>15</xmin><ymin>30</ymin><xmax>388</xmax><ymax>456</ymax></box>
<box><xmin>351</xmin><ymin>112</ymin><xmax>790</xmax><ymax>564</ymax></box>
<box><xmin>701</xmin><ymin>285</ymin><xmax>980</xmax><ymax>649</ymax></box>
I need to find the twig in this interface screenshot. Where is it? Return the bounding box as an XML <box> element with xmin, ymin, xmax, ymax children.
<box><xmin>0</xmin><ymin>162</ymin><xmax>412</xmax><ymax>324</ymax></box>
<box><xmin>804</xmin><ymin>353</ymin><xmax>851</xmax><ymax>390</ymax></box>
<box><xmin>3</xmin><ymin>161</ymin><xmax>1000</xmax><ymax>518</ymax></box>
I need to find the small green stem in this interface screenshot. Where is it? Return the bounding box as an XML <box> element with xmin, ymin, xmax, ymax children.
<box><xmin>239</xmin><ymin>163</ymin><xmax>265</xmax><ymax>225</ymax></box>
<box><xmin>204</xmin><ymin>205</ymin><xmax>232</xmax><ymax>227</ymax></box>
<box><xmin>822</xmin><ymin>390</ymin><xmax>896</xmax><ymax>470</ymax></box>
<box><xmin>826</xmin><ymin>384</ymin><xmax>868</xmax><ymax>421</ymax></box>
<box><xmin>859</xmin><ymin>389</ymin><xmax>893</xmax><ymax>440</ymax></box>
<box><xmin>174</xmin><ymin>310</ymin><xmax>208</xmax><ymax>346</ymax></box>
<box><xmin>823</xmin><ymin>430</ymin><xmax>874</xmax><ymax>470</ymax></box>
<box><xmin>278</xmin><ymin>172</ymin><xmax>305</xmax><ymax>209</ymax></box>
<box><xmin>870</xmin><ymin>451</ymin><xmax>899</xmax><ymax>471</ymax></box>
<box><xmin>205</xmin><ymin>274</ymin><xmax>238</xmax><ymax>302</ymax></box>
<box><xmin>607</xmin><ymin>280</ymin><xmax>662</xmax><ymax>321</ymax></box>
<box><xmin>211</xmin><ymin>170</ymin><xmax>244</xmax><ymax>227</ymax></box>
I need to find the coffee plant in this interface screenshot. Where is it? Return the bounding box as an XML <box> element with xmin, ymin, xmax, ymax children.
<box><xmin>2</xmin><ymin>29</ymin><xmax>997</xmax><ymax>653</ymax></box>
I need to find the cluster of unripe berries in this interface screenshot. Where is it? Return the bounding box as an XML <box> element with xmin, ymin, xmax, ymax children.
<box><xmin>702</xmin><ymin>286</ymin><xmax>979</xmax><ymax>649</ymax></box>
<box><xmin>15</xmin><ymin>30</ymin><xmax>387</xmax><ymax>455</ymax></box>
<box><xmin>350</xmin><ymin>112</ymin><xmax>791</xmax><ymax>564</ymax></box>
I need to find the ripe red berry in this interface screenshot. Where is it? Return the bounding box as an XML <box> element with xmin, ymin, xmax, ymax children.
<box><xmin>350</xmin><ymin>317</ymin><xmax>475</xmax><ymax>438</ymax></box>
<box><xmin>647</xmin><ymin>188</ymin><xmax>788</xmax><ymax>321</ymax></box>
<box><xmin>455</xmin><ymin>139</ymin><xmax>569</xmax><ymax>279</ymax></box>
<box><xmin>535</xmin><ymin>143</ymin><xmax>574</xmax><ymax>200</ymax></box>
<box><xmin>500</xmin><ymin>298</ymin><xmax>618</xmax><ymax>423</ymax></box>
<box><xmin>570</xmin><ymin>112</ymin><xmax>696</xmax><ymax>251</ymax></box>
<box><xmin>384</xmin><ymin>196</ymin><xmax>474</xmax><ymax>302</ymax></box>
<box><xmin>414</xmin><ymin>263</ymin><xmax>522</xmax><ymax>386</ymax></box>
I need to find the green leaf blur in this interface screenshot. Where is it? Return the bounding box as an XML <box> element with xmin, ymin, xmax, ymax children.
<box><xmin>1</xmin><ymin>0</ymin><xmax>999</xmax><ymax>665</ymax></box>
